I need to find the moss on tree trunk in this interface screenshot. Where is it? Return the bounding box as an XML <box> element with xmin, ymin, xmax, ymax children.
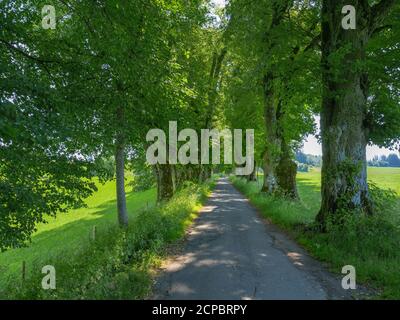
<box><xmin>261</xmin><ymin>73</ymin><xmax>280</xmax><ymax>194</ymax></box>
<box><xmin>315</xmin><ymin>0</ymin><xmax>388</xmax><ymax>226</ymax></box>
<box><xmin>276</xmin><ymin>139</ymin><xmax>298</xmax><ymax>199</ymax></box>
<box><xmin>156</xmin><ymin>164</ymin><xmax>175</xmax><ymax>202</ymax></box>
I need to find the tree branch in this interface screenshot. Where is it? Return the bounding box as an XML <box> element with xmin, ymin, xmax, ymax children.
<box><xmin>0</xmin><ymin>39</ymin><xmax>59</xmax><ymax>64</ymax></box>
<box><xmin>369</xmin><ymin>0</ymin><xmax>396</xmax><ymax>34</ymax></box>
<box><xmin>371</xmin><ymin>24</ymin><xmax>393</xmax><ymax>36</ymax></box>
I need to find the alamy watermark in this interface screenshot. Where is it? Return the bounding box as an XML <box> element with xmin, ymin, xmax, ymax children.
<box><xmin>146</xmin><ymin>121</ymin><xmax>254</xmax><ymax>175</ymax></box>
<box><xmin>342</xmin><ymin>5</ymin><xmax>356</xmax><ymax>30</ymax></box>
<box><xmin>341</xmin><ymin>265</ymin><xmax>356</xmax><ymax>290</ymax></box>
<box><xmin>40</xmin><ymin>4</ymin><xmax>355</xmax><ymax>31</ymax></box>
<box><xmin>41</xmin><ymin>265</ymin><xmax>56</xmax><ymax>290</ymax></box>
<box><xmin>41</xmin><ymin>5</ymin><xmax>56</xmax><ymax>30</ymax></box>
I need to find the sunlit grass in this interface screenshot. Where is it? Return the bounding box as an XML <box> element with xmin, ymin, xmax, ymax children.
<box><xmin>0</xmin><ymin>179</ymin><xmax>213</xmax><ymax>299</ymax></box>
<box><xmin>0</xmin><ymin>178</ymin><xmax>156</xmax><ymax>286</ymax></box>
<box><xmin>296</xmin><ymin>167</ymin><xmax>400</xmax><ymax>214</ymax></box>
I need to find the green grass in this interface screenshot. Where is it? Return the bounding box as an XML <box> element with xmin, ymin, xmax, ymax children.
<box><xmin>0</xmin><ymin>178</ymin><xmax>156</xmax><ymax>287</ymax></box>
<box><xmin>367</xmin><ymin>167</ymin><xmax>400</xmax><ymax>195</ymax></box>
<box><xmin>232</xmin><ymin>167</ymin><xmax>400</xmax><ymax>299</ymax></box>
<box><xmin>0</xmin><ymin>177</ymin><xmax>214</xmax><ymax>299</ymax></box>
<box><xmin>296</xmin><ymin>167</ymin><xmax>400</xmax><ymax>221</ymax></box>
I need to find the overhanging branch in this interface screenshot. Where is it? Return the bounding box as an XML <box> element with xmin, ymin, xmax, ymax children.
<box><xmin>369</xmin><ymin>0</ymin><xmax>396</xmax><ymax>34</ymax></box>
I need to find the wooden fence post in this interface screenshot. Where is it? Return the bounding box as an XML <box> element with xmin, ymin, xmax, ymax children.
<box><xmin>92</xmin><ymin>225</ymin><xmax>97</xmax><ymax>241</ymax></box>
<box><xmin>21</xmin><ymin>261</ymin><xmax>26</xmax><ymax>281</ymax></box>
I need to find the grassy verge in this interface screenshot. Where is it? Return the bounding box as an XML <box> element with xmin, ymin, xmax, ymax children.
<box><xmin>231</xmin><ymin>168</ymin><xmax>400</xmax><ymax>299</ymax></box>
<box><xmin>0</xmin><ymin>180</ymin><xmax>213</xmax><ymax>299</ymax></box>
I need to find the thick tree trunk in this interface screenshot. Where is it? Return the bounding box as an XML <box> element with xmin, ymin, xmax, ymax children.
<box><xmin>156</xmin><ymin>164</ymin><xmax>175</xmax><ymax>202</ymax></box>
<box><xmin>276</xmin><ymin>139</ymin><xmax>298</xmax><ymax>199</ymax></box>
<box><xmin>201</xmin><ymin>49</ymin><xmax>226</xmax><ymax>182</ymax></box>
<box><xmin>260</xmin><ymin>1</ymin><xmax>298</xmax><ymax>195</ymax></box>
<box><xmin>261</xmin><ymin>73</ymin><xmax>280</xmax><ymax>194</ymax></box>
<box><xmin>316</xmin><ymin>0</ymin><xmax>376</xmax><ymax>226</ymax></box>
<box><xmin>205</xmin><ymin>48</ymin><xmax>227</xmax><ymax>129</ymax></box>
<box><xmin>115</xmin><ymin>107</ymin><xmax>128</xmax><ymax>227</ymax></box>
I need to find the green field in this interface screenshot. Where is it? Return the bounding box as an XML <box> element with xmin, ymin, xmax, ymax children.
<box><xmin>0</xmin><ymin>179</ymin><xmax>157</xmax><ymax>286</ymax></box>
<box><xmin>0</xmin><ymin>178</ymin><xmax>212</xmax><ymax>299</ymax></box>
<box><xmin>297</xmin><ymin>167</ymin><xmax>400</xmax><ymax>214</ymax></box>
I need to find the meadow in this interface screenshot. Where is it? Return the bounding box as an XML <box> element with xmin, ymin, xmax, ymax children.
<box><xmin>0</xmin><ymin>179</ymin><xmax>156</xmax><ymax>287</ymax></box>
<box><xmin>232</xmin><ymin>167</ymin><xmax>400</xmax><ymax>299</ymax></box>
<box><xmin>0</xmin><ymin>178</ymin><xmax>213</xmax><ymax>299</ymax></box>
<box><xmin>297</xmin><ymin>167</ymin><xmax>400</xmax><ymax>217</ymax></box>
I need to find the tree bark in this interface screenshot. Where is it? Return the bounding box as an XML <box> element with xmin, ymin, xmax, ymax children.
<box><xmin>200</xmin><ymin>48</ymin><xmax>227</xmax><ymax>182</ymax></box>
<box><xmin>315</xmin><ymin>0</ymin><xmax>396</xmax><ymax>226</ymax></box>
<box><xmin>205</xmin><ymin>48</ymin><xmax>227</xmax><ymax>129</ymax></box>
<box><xmin>156</xmin><ymin>164</ymin><xmax>175</xmax><ymax>202</ymax></box>
<box><xmin>276</xmin><ymin>138</ymin><xmax>298</xmax><ymax>199</ymax></box>
<box><xmin>261</xmin><ymin>72</ymin><xmax>280</xmax><ymax>194</ymax></box>
<box><xmin>115</xmin><ymin>106</ymin><xmax>128</xmax><ymax>227</ymax></box>
<box><xmin>260</xmin><ymin>2</ymin><xmax>292</xmax><ymax>194</ymax></box>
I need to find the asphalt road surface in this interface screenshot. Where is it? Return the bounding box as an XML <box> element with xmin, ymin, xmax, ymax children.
<box><xmin>153</xmin><ymin>178</ymin><xmax>360</xmax><ymax>300</ymax></box>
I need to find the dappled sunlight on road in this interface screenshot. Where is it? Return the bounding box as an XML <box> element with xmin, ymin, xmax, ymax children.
<box><xmin>153</xmin><ymin>178</ymin><xmax>331</xmax><ymax>300</ymax></box>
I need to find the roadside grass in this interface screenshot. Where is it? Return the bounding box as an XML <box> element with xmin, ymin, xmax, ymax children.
<box><xmin>0</xmin><ymin>178</ymin><xmax>213</xmax><ymax>299</ymax></box>
<box><xmin>232</xmin><ymin>167</ymin><xmax>400</xmax><ymax>299</ymax></box>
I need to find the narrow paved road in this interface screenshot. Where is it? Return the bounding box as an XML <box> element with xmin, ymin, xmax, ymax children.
<box><xmin>153</xmin><ymin>178</ymin><xmax>355</xmax><ymax>300</ymax></box>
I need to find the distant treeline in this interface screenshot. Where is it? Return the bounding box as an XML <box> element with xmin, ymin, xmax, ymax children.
<box><xmin>295</xmin><ymin>152</ymin><xmax>322</xmax><ymax>170</ymax></box>
<box><xmin>368</xmin><ymin>154</ymin><xmax>400</xmax><ymax>167</ymax></box>
<box><xmin>296</xmin><ymin>151</ymin><xmax>400</xmax><ymax>169</ymax></box>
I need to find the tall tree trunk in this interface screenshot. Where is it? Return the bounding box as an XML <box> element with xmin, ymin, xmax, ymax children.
<box><xmin>260</xmin><ymin>1</ymin><xmax>292</xmax><ymax>194</ymax></box>
<box><xmin>156</xmin><ymin>164</ymin><xmax>175</xmax><ymax>202</ymax></box>
<box><xmin>276</xmin><ymin>138</ymin><xmax>298</xmax><ymax>199</ymax></box>
<box><xmin>115</xmin><ymin>106</ymin><xmax>128</xmax><ymax>227</ymax></box>
<box><xmin>315</xmin><ymin>0</ymin><xmax>396</xmax><ymax>226</ymax></box>
<box><xmin>261</xmin><ymin>73</ymin><xmax>280</xmax><ymax>193</ymax></box>
<box><xmin>205</xmin><ymin>48</ymin><xmax>227</xmax><ymax>129</ymax></box>
<box><xmin>198</xmin><ymin>48</ymin><xmax>227</xmax><ymax>182</ymax></box>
